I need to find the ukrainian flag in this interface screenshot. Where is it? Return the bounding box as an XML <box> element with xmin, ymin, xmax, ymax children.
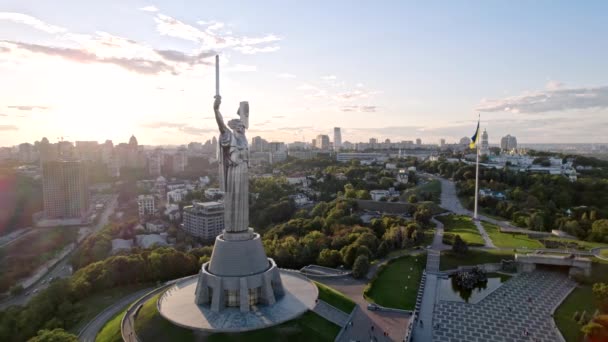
<box><xmin>470</xmin><ymin>119</ymin><xmax>480</xmax><ymax>149</ymax></box>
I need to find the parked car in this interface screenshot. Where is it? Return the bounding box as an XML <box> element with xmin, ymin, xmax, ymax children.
<box><xmin>367</xmin><ymin>304</ymin><xmax>379</xmax><ymax>311</ymax></box>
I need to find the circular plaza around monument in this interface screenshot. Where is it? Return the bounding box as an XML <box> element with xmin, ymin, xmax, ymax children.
<box><xmin>157</xmin><ymin>269</ymin><xmax>318</xmax><ymax>332</ymax></box>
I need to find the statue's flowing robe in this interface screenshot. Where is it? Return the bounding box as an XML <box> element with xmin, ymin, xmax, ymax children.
<box><xmin>217</xmin><ymin>130</ymin><xmax>249</xmax><ymax>232</ymax></box>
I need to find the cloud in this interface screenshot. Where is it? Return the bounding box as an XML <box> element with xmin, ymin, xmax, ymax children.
<box><xmin>297</xmin><ymin>84</ymin><xmax>319</xmax><ymax>91</ymax></box>
<box><xmin>0</xmin><ymin>46</ymin><xmax>9</xmax><ymax>53</ymax></box>
<box><xmin>545</xmin><ymin>80</ymin><xmax>563</xmax><ymax>91</ymax></box>
<box><xmin>321</xmin><ymin>75</ymin><xmax>337</xmax><ymax>81</ymax></box>
<box><xmin>150</xmin><ymin>12</ymin><xmax>281</xmax><ymax>54</ymax></box>
<box><xmin>7</xmin><ymin>105</ymin><xmax>49</xmax><ymax>111</ymax></box>
<box><xmin>277</xmin><ymin>73</ymin><xmax>296</xmax><ymax>79</ymax></box>
<box><xmin>141</xmin><ymin>121</ymin><xmax>186</xmax><ymax>129</ymax></box>
<box><xmin>340</xmin><ymin>105</ymin><xmax>377</xmax><ymax>112</ymax></box>
<box><xmin>334</xmin><ymin>89</ymin><xmax>378</xmax><ymax>100</ymax></box>
<box><xmin>2</xmin><ymin>40</ymin><xmax>179</xmax><ymax>75</ymax></box>
<box><xmin>226</xmin><ymin>64</ymin><xmax>256</xmax><ymax>72</ymax></box>
<box><xmin>139</xmin><ymin>5</ymin><xmax>159</xmax><ymax>13</ymax></box>
<box><xmin>272</xmin><ymin>115</ymin><xmax>286</xmax><ymax>118</ymax></box>
<box><xmin>141</xmin><ymin>121</ymin><xmax>215</xmax><ymax>135</ymax></box>
<box><xmin>154</xmin><ymin>13</ymin><xmax>217</xmax><ymax>43</ymax></box>
<box><xmin>0</xmin><ymin>113</ymin><xmax>7</xmax><ymax>116</ymax></box>
<box><xmin>178</xmin><ymin>126</ymin><xmax>215</xmax><ymax>135</ymax></box>
<box><xmin>0</xmin><ymin>125</ymin><xmax>18</xmax><ymax>131</ymax></box>
<box><xmin>477</xmin><ymin>84</ymin><xmax>608</xmax><ymax>113</ymax></box>
<box><xmin>0</xmin><ymin>12</ymin><xmax>66</xmax><ymax>34</ymax></box>
<box><xmin>233</xmin><ymin>45</ymin><xmax>280</xmax><ymax>55</ymax></box>
<box><xmin>154</xmin><ymin>49</ymin><xmax>215</xmax><ymax>65</ymax></box>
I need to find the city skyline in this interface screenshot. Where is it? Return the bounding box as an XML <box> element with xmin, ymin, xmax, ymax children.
<box><xmin>1</xmin><ymin>1</ymin><xmax>608</xmax><ymax>146</ymax></box>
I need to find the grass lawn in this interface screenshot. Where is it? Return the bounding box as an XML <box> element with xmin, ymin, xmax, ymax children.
<box><xmin>96</xmin><ymin>307</ymin><xmax>127</xmax><ymax>342</ymax></box>
<box><xmin>314</xmin><ymin>281</ymin><xmax>356</xmax><ymax>313</ymax></box>
<box><xmin>135</xmin><ymin>293</ymin><xmax>340</xmax><ymax>342</ymax></box>
<box><xmin>401</xmin><ymin>179</ymin><xmax>441</xmax><ymax>204</ymax></box>
<box><xmin>439</xmin><ymin>249</ymin><xmax>515</xmax><ymax>271</ymax></box>
<box><xmin>364</xmin><ymin>254</ymin><xmax>427</xmax><ymax>310</ymax></box>
<box><xmin>437</xmin><ymin>215</ymin><xmax>485</xmax><ymax>246</ymax></box>
<box><xmin>482</xmin><ymin>221</ymin><xmax>543</xmax><ymax>249</ymax></box>
<box><xmin>555</xmin><ymin>286</ymin><xmax>594</xmax><ymax>342</ymax></box>
<box><xmin>601</xmin><ymin>249</ymin><xmax>608</xmax><ymax>257</ymax></box>
<box><xmin>70</xmin><ymin>283</ymin><xmax>151</xmax><ymax>333</ymax></box>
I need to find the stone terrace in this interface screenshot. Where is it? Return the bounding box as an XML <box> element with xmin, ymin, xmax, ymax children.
<box><xmin>432</xmin><ymin>270</ymin><xmax>576</xmax><ymax>342</ymax></box>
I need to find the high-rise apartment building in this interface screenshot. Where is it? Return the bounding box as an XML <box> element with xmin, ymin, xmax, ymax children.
<box><xmin>333</xmin><ymin>127</ymin><xmax>342</xmax><ymax>151</ymax></box>
<box><xmin>181</xmin><ymin>201</ymin><xmax>225</xmax><ymax>240</ymax></box>
<box><xmin>315</xmin><ymin>134</ymin><xmax>330</xmax><ymax>150</ymax></box>
<box><xmin>75</xmin><ymin>141</ymin><xmax>101</xmax><ymax>162</ymax></box>
<box><xmin>251</xmin><ymin>136</ymin><xmax>269</xmax><ymax>152</ymax></box>
<box><xmin>137</xmin><ymin>194</ymin><xmax>156</xmax><ymax>219</ymax></box>
<box><xmin>440</xmin><ymin>138</ymin><xmax>446</xmax><ymax>147</ymax></box>
<box><xmin>416</xmin><ymin>138</ymin><xmax>422</xmax><ymax>145</ymax></box>
<box><xmin>42</xmin><ymin>160</ymin><xmax>89</xmax><ymax>219</ymax></box>
<box><xmin>501</xmin><ymin>134</ymin><xmax>518</xmax><ymax>152</ymax></box>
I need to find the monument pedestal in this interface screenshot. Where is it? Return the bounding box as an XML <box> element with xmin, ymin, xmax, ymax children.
<box><xmin>194</xmin><ymin>231</ymin><xmax>284</xmax><ymax>312</ymax></box>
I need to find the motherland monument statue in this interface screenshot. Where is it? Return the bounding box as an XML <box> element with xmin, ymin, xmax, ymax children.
<box><xmin>193</xmin><ymin>55</ymin><xmax>285</xmax><ymax>312</ymax></box>
<box><xmin>158</xmin><ymin>57</ymin><xmax>316</xmax><ymax>332</ymax></box>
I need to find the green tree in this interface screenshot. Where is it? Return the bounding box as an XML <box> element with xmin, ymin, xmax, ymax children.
<box><xmin>408</xmin><ymin>194</ymin><xmax>418</xmax><ymax>204</ymax></box>
<box><xmin>352</xmin><ymin>255</ymin><xmax>370</xmax><ymax>279</ymax></box>
<box><xmin>28</xmin><ymin>329</ymin><xmax>78</xmax><ymax>342</ymax></box>
<box><xmin>340</xmin><ymin>245</ymin><xmax>358</xmax><ymax>268</ymax></box>
<box><xmin>414</xmin><ymin>207</ymin><xmax>431</xmax><ymax>225</ymax></box>
<box><xmin>317</xmin><ymin>249</ymin><xmax>342</xmax><ymax>268</ymax></box>
<box><xmin>452</xmin><ymin>235</ymin><xmax>468</xmax><ymax>255</ymax></box>
<box><xmin>376</xmin><ymin>241</ymin><xmax>389</xmax><ymax>258</ymax></box>
<box><xmin>593</xmin><ymin>283</ymin><xmax>608</xmax><ymax>313</ymax></box>
<box><xmin>591</xmin><ymin>220</ymin><xmax>608</xmax><ymax>243</ymax></box>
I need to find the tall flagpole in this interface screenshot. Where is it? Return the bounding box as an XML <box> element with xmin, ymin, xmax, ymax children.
<box><xmin>473</xmin><ymin>113</ymin><xmax>480</xmax><ymax>220</ymax></box>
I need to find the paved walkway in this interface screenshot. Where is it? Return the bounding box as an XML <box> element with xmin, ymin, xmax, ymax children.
<box><xmin>312</xmin><ymin>300</ymin><xmax>349</xmax><ymax>327</ymax></box>
<box><xmin>316</xmin><ymin>276</ymin><xmax>410</xmax><ymax>342</ymax></box>
<box><xmin>432</xmin><ymin>271</ymin><xmax>576</xmax><ymax>342</ymax></box>
<box><xmin>474</xmin><ymin>220</ymin><xmax>496</xmax><ymax>248</ymax></box>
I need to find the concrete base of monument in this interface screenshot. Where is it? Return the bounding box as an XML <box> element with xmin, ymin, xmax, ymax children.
<box><xmin>157</xmin><ymin>270</ymin><xmax>318</xmax><ymax>333</ymax></box>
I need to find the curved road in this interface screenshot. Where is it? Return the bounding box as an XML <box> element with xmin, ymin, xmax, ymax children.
<box><xmin>79</xmin><ymin>286</ymin><xmax>154</xmax><ymax>342</ymax></box>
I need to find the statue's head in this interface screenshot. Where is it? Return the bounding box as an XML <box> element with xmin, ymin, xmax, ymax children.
<box><xmin>237</xmin><ymin>101</ymin><xmax>249</xmax><ymax>129</ymax></box>
<box><xmin>228</xmin><ymin>119</ymin><xmax>246</xmax><ymax>133</ymax></box>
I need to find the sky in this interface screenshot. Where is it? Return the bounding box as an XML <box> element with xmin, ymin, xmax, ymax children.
<box><xmin>0</xmin><ymin>0</ymin><xmax>607</xmax><ymax>146</ymax></box>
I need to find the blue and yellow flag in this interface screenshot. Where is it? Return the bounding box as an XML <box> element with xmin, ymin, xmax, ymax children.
<box><xmin>470</xmin><ymin>119</ymin><xmax>480</xmax><ymax>149</ymax></box>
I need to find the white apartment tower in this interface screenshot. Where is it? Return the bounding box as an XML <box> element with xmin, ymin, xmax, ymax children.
<box><xmin>181</xmin><ymin>201</ymin><xmax>225</xmax><ymax>240</ymax></box>
<box><xmin>333</xmin><ymin>127</ymin><xmax>342</xmax><ymax>151</ymax></box>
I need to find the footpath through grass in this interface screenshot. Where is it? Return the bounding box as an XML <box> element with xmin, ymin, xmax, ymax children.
<box><xmin>437</xmin><ymin>215</ymin><xmax>485</xmax><ymax>246</ymax></box>
<box><xmin>315</xmin><ymin>281</ymin><xmax>356</xmax><ymax>313</ymax></box>
<box><xmin>95</xmin><ymin>307</ymin><xmax>127</xmax><ymax>342</ymax></box>
<box><xmin>364</xmin><ymin>254</ymin><xmax>426</xmax><ymax>310</ymax></box>
<box><xmin>439</xmin><ymin>249</ymin><xmax>514</xmax><ymax>271</ymax></box>
<box><xmin>555</xmin><ymin>286</ymin><xmax>593</xmax><ymax>342</ymax></box>
<box><xmin>482</xmin><ymin>221</ymin><xmax>543</xmax><ymax>249</ymax></box>
<box><xmin>134</xmin><ymin>293</ymin><xmax>340</xmax><ymax>342</ymax></box>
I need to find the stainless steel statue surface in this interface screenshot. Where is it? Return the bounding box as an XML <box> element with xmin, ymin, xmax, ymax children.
<box><xmin>214</xmin><ymin>56</ymin><xmax>250</xmax><ymax>233</ymax></box>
